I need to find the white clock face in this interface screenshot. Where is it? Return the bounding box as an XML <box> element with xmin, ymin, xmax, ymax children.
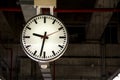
<box><xmin>21</xmin><ymin>15</ymin><xmax>68</xmax><ymax>63</ymax></box>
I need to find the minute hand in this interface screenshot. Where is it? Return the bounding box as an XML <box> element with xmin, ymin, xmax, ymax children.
<box><xmin>40</xmin><ymin>32</ymin><xmax>47</xmax><ymax>56</ymax></box>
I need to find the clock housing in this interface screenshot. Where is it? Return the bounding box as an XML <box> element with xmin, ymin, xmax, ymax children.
<box><xmin>21</xmin><ymin>14</ymin><xmax>68</xmax><ymax>63</ymax></box>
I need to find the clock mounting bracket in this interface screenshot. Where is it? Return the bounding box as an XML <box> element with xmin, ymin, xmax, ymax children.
<box><xmin>33</xmin><ymin>1</ymin><xmax>55</xmax><ymax>69</ymax></box>
<box><xmin>20</xmin><ymin>0</ymin><xmax>68</xmax><ymax>69</ymax></box>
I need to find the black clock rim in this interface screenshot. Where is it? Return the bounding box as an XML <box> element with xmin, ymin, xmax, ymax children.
<box><xmin>20</xmin><ymin>14</ymin><xmax>69</xmax><ymax>62</ymax></box>
<box><xmin>21</xmin><ymin>43</ymin><xmax>68</xmax><ymax>62</ymax></box>
<box><xmin>25</xmin><ymin>14</ymin><xmax>66</xmax><ymax>27</ymax></box>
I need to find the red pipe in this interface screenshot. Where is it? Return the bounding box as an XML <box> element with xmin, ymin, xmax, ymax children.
<box><xmin>0</xmin><ymin>7</ymin><xmax>120</xmax><ymax>12</ymax></box>
<box><xmin>0</xmin><ymin>7</ymin><xmax>21</xmax><ymax>12</ymax></box>
<box><xmin>54</xmin><ymin>8</ymin><xmax>120</xmax><ymax>13</ymax></box>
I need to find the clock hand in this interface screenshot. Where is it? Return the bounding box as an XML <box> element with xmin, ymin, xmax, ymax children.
<box><xmin>47</xmin><ymin>30</ymin><xmax>59</xmax><ymax>36</ymax></box>
<box><xmin>33</xmin><ymin>33</ymin><xmax>48</xmax><ymax>39</ymax></box>
<box><xmin>40</xmin><ymin>32</ymin><xmax>47</xmax><ymax>57</ymax></box>
<box><xmin>47</xmin><ymin>27</ymin><xmax>63</xmax><ymax>36</ymax></box>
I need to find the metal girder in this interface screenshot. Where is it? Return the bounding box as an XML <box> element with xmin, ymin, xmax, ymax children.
<box><xmin>4</xmin><ymin>43</ymin><xmax>120</xmax><ymax>80</ymax></box>
<box><xmin>7</xmin><ymin>43</ymin><xmax>120</xmax><ymax>58</ymax></box>
<box><xmin>19</xmin><ymin>0</ymin><xmax>35</xmax><ymax>21</ymax></box>
<box><xmin>19</xmin><ymin>0</ymin><xmax>34</xmax><ymax>4</ymax></box>
<box><xmin>86</xmin><ymin>0</ymin><xmax>120</xmax><ymax>40</ymax></box>
<box><xmin>118</xmin><ymin>26</ymin><xmax>120</xmax><ymax>43</ymax></box>
<box><xmin>0</xmin><ymin>12</ymin><xmax>14</xmax><ymax>40</ymax></box>
<box><xmin>20</xmin><ymin>5</ymin><xmax>36</xmax><ymax>21</ymax></box>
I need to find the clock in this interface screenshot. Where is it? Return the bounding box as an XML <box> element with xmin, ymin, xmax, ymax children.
<box><xmin>21</xmin><ymin>14</ymin><xmax>68</xmax><ymax>63</ymax></box>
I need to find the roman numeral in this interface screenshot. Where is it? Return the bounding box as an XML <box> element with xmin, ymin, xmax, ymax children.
<box><xmin>26</xmin><ymin>45</ymin><xmax>31</xmax><ymax>48</ymax></box>
<box><xmin>26</xmin><ymin>26</ymin><xmax>31</xmax><ymax>30</ymax></box>
<box><xmin>58</xmin><ymin>27</ymin><xmax>63</xmax><ymax>30</ymax></box>
<box><xmin>59</xmin><ymin>36</ymin><xmax>66</xmax><ymax>39</ymax></box>
<box><xmin>23</xmin><ymin>36</ymin><xmax>30</xmax><ymax>38</ymax></box>
<box><xmin>33</xmin><ymin>50</ymin><xmax>37</xmax><ymax>55</ymax></box>
<box><xmin>52</xmin><ymin>51</ymin><xmax>56</xmax><ymax>55</ymax></box>
<box><xmin>44</xmin><ymin>17</ymin><xmax>46</xmax><ymax>23</ymax></box>
<box><xmin>34</xmin><ymin>19</ymin><xmax>37</xmax><ymax>24</ymax></box>
<box><xmin>52</xmin><ymin>19</ymin><xmax>56</xmax><ymax>24</ymax></box>
<box><xmin>58</xmin><ymin>45</ymin><xmax>63</xmax><ymax>48</ymax></box>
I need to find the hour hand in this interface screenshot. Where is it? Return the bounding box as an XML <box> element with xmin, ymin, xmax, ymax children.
<box><xmin>33</xmin><ymin>33</ymin><xmax>48</xmax><ymax>39</ymax></box>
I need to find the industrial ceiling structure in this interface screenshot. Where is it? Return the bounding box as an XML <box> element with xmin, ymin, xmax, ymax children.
<box><xmin>0</xmin><ymin>0</ymin><xmax>120</xmax><ymax>80</ymax></box>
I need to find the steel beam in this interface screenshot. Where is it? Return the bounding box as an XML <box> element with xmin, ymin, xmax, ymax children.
<box><xmin>86</xmin><ymin>0</ymin><xmax>120</xmax><ymax>40</ymax></box>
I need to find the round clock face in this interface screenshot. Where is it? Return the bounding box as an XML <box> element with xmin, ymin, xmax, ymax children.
<box><xmin>21</xmin><ymin>15</ymin><xmax>68</xmax><ymax>63</ymax></box>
